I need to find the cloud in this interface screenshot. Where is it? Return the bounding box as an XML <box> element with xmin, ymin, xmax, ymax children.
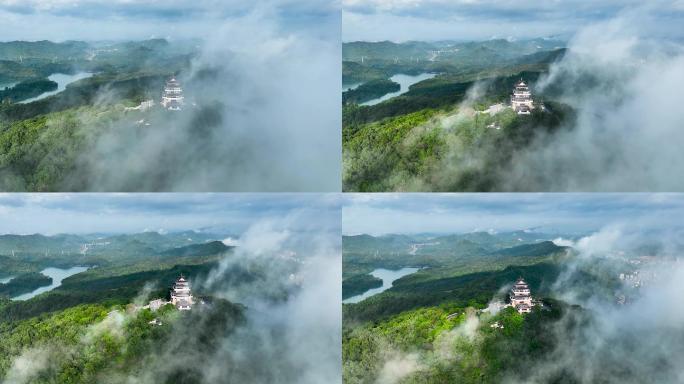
<box><xmin>342</xmin><ymin>0</ymin><xmax>684</xmax><ymax>42</ymax></box>
<box><xmin>0</xmin><ymin>0</ymin><xmax>337</xmax><ymax>40</ymax></box>
<box><xmin>33</xmin><ymin>7</ymin><xmax>339</xmax><ymax>192</ymax></box>
<box><xmin>342</xmin><ymin>193</ymin><xmax>684</xmax><ymax>235</ymax></box>
<box><xmin>507</xmin><ymin>226</ymin><xmax>684</xmax><ymax>383</ymax></box>
<box><xmin>129</xmin><ymin>207</ymin><xmax>341</xmax><ymax>383</ymax></box>
<box><xmin>2</xmin><ymin>201</ymin><xmax>342</xmax><ymax>383</ymax></box>
<box><xmin>2</xmin><ymin>348</ymin><xmax>54</xmax><ymax>384</ymax></box>
<box><xmin>495</xmin><ymin>9</ymin><xmax>684</xmax><ymax>191</ymax></box>
<box><xmin>0</xmin><ymin>193</ymin><xmax>340</xmax><ymax>235</ymax></box>
<box><xmin>375</xmin><ymin>352</ymin><xmax>422</xmax><ymax>384</ymax></box>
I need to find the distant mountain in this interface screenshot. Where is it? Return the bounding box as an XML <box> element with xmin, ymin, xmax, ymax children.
<box><xmin>489</xmin><ymin>241</ymin><xmax>567</xmax><ymax>257</ymax></box>
<box><xmin>0</xmin><ymin>39</ymin><xmax>198</xmax><ymax>85</ymax></box>
<box><xmin>0</xmin><ymin>231</ymin><xmax>225</xmax><ymax>266</ymax></box>
<box><xmin>344</xmin><ymin>232</ymin><xmax>564</xmax><ymax>258</ymax></box>
<box><xmin>0</xmin><ymin>233</ymin><xmax>86</xmax><ymax>254</ymax></box>
<box><xmin>343</xmin><ymin>234</ymin><xmax>416</xmax><ymax>254</ymax></box>
<box><xmin>159</xmin><ymin>241</ymin><xmax>232</xmax><ymax>258</ymax></box>
<box><xmin>343</xmin><ymin>38</ymin><xmax>565</xmax><ymax>64</ymax></box>
<box><xmin>0</xmin><ymin>40</ymin><xmax>89</xmax><ymax>61</ymax></box>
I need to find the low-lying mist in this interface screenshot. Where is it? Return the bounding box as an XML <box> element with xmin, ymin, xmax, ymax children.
<box><xmin>49</xmin><ymin>8</ymin><xmax>340</xmax><ymax>191</ymax></box>
<box><xmin>346</xmin><ymin>221</ymin><xmax>684</xmax><ymax>383</ymax></box>
<box><xmin>346</xmin><ymin>7</ymin><xmax>684</xmax><ymax>192</ymax></box>
<box><xmin>503</xmin><ymin>226</ymin><xmax>684</xmax><ymax>383</ymax></box>
<box><xmin>501</xmin><ymin>9</ymin><xmax>684</xmax><ymax>191</ymax></box>
<box><xmin>3</xmin><ymin>208</ymin><xmax>342</xmax><ymax>384</ymax></box>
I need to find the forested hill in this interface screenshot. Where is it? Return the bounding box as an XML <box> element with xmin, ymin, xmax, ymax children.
<box><xmin>342</xmin><ymin>230</ymin><xmax>623</xmax><ymax>383</ymax></box>
<box><xmin>0</xmin><ymin>222</ymin><xmax>253</xmax><ymax>383</ymax></box>
<box><xmin>342</xmin><ymin>231</ymin><xmax>573</xmax><ymax>320</ymax></box>
<box><xmin>0</xmin><ymin>231</ymin><xmax>230</xmax><ymax>276</ymax></box>
<box><xmin>342</xmin><ymin>38</ymin><xmax>566</xmax><ymax>84</ymax></box>
<box><xmin>341</xmin><ymin>38</ymin><xmax>575</xmax><ymax>192</ymax></box>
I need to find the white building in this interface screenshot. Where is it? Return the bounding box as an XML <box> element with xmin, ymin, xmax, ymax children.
<box><xmin>170</xmin><ymin>275</ymin><xmax>194</xmax><ymax>310</ymax></box>
<box><xmin>511</xmin><ymin>79</ymin><xmax>534</xmax><ymax>115</ymax></box>
<box><xmin>148</xmin><ymin>298</ymin><xmax>166</xmax><ymax>311</ymax></box>
<box><xmin>510</xmin><ymin>277</ymin><xmax>534</xmax><ymax>313</ymax></box>
<box><xmin>161</xmin><ymin>77</ymin><xmax>184</xmax><ymax>111</ymax></box>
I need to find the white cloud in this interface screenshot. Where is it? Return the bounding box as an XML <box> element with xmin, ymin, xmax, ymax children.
<box><xmin>343</xmin><ymin>0</ymin><xmax>683</xmax><ymax>41</ymax></box>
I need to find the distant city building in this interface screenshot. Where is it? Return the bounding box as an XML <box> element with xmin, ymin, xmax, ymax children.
<box><xmin>161</xmin><ymin>77</ymin><xmax>184</xmax><ymax>111</ymax></box>
<box><xmin>170</xmin><ymin>275</ymin><xmax>193</xmax><ymax>310</ymax></box>
<box><xmin>511</xmin><ymin>79</ymin><xmax>534</xmax><ymax>115</ymax></box>
<box><xmin>510</xmin><ymin>277</ymin><xmax>534</xmax><ymax>313</ymax></box>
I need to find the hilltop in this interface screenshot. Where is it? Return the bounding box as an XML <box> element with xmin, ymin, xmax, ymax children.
<box><xmin>341</xmin><ymin>38</ymin><xmax>574</xmax><ymax>192</ymax></box>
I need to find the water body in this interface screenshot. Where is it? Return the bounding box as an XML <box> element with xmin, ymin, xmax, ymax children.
<box><xmin>343</xmin><ymin>267</ymin><xmax>420</xmax><ymax>304</ymax></box>
<box><xmin>12</xmin><ymin>266</ymin><xmax>89</xmax><ymax>301</ymax></box>
<box><xmin>0</xmin><ymin>276</ymin><xmax>14</xmax><ymax>284</ymax></box>
<box><xmin>361</xmin><ymin>73</ymin><xmax>437</xmax><ymax>106</ymax></box>
<box><xmin>20</xmin><ymin>72</ymin><xmax>94</xmax><ymax>103</ymax></box>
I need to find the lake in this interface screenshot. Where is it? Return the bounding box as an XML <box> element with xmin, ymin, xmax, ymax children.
<box><xmin>343</xmin><ymin>267</ymin><xmax>421</xmax><ymax>304</ymax></box>
<box><xmin>361</xmin><ymin>73</ymin><xmax>437</xmax><ymax>106</ymax></box>
<box><xmin>12</xmin><ymin>266</ymin><xmax>89</xmax><ymax>300</ymax></box>
<box><xmin>19</xmin><ymin>72</ymin><xmax>94</xmax><ymax>103</ymax></box>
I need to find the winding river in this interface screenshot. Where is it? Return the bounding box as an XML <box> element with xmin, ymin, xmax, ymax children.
<box><xmin>12</xmin><ymin>266</ymin><xmax>89</xmax><ymax>301</ymax></box>
<box><xmin>361</xmin><ymin>73</ymin><xmax>436</xmax><ymax>106</ymax></box>
<box><xmin>343</xmin><ymin>267</ymin><xmax>421</xmax><ymax>304</ymax></box>
<box><xmin>19</xmin><ymin>72</ymin><xmax>94</xmax><ymax>103</ymax></box>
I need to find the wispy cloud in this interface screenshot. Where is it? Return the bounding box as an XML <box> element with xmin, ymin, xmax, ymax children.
<box><xmin>342</xmin><ymin>193</ymin><xmax>684</xmax><ymax>235</ymax></box>
<box><xmin>0</xmin><ymin>193</ymin><xmax>340</xmax><ymax>235</ymax></box>
<box><xmin>0</xmin><ymin>0</ymin><xmax>338</xmax><ymax>40</ymax></box>
<box><xmin>343</xmin><ymin>0</ymin><xmax>684</xmax><ymax>41</ymax></box>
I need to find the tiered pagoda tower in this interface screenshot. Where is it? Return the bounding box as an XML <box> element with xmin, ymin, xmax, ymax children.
<box><xmin>510</xmin><ymin>277</ymin><xmax>534</xmax><ymax>313</ymax></box>
<box><xmin>511</xmin><ymin>79</ymin><xmax>534</xmax><ymax>115</ymax></box>
<box><xmin>161</xmin><ymin>77</ymin><xmax>184</xmax><ymax>111</ymax></box>
<box><xmin>170</xmin><ymin>275</ymin><xmax>193</xmax><ymax>310</ymax></box>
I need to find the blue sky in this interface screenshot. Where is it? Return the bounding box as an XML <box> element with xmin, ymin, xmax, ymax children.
<box><xmin>0</xmin><ymin>0</ymin><xmax>338</xmax><ymax>41</ymax></box>
<box><xmin>342</xmin><ymin>193</ymin><xmax>684</xmax><ymax>235</ymax></box>
<box><xmin>0</xmin><ymin>193</ymin><xmax>340</xmax><ymax>235</ymax></box>
<box><xmin>343</xmin><ymin>0</ymin><xmax>684</xmax><ymax>42</ymax></box>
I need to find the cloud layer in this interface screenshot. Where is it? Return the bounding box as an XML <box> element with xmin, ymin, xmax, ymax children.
<box><xmin>0</xmin><ymin>0</ymin><xmax>337</xmax><ymax>40</ymax></box>
<box><xmin>0</xmin><ymin>193</ymin><xmax>340</xmax><ymax>235</ymax></box>
<box><xmin>343</xmin><ymin>0</ymin><xmax>684</xmax><ymax>42</ymax></box>
<box><xmin>3</xmin><ymin>205</ymin><xmax>342</xmax><ymax>384</ymax></box>
<box><xmin>498</xmin><ymin>9</ymin><xmax>684</xmax><ymax>191</ymax></box>
<box><xmin>342</xmin><ymin>193</ymin><xmax>684</xmax><ymax>235</ymax></box>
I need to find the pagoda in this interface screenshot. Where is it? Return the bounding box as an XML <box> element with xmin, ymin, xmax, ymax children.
<box><xmin>160</xmin><ymin>77</ymin><xmax>184</xmax><ymax>111</ymax></box>
<box><xmin>509</xmin><ymin>277</ymin><xmax>534</xmax><ymax>313</ymax></box>
<box><xmin>170</xmin><ymin>275</ymin><xmax>193</xmax><ymax>310</ymax></box>
<box><xmin>510</xmin><ymin>79</ymin><xmax>534</xmax><ymax>115</ymax></box>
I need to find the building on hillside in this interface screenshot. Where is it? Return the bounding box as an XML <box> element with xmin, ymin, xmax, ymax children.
<box><xmin>160</xmin><ymin>77</ymin><xmax>184</xmax><ymax>111</ymax></box>
<box><xmin>125</xmin><ymin>99</ymin><xmax>154</xmax><ymax>112</ymax></box>
<box><xmin>511</xmin><ymin>79</ymin><xmax>534</xmax><ymax>115</ymax></box>
<box><xmin>170</xmin><ymin>274</ymin><xmax>194</xmax><ymax>310</ymax></box>
<box><xmin>509</xmin><ymin>277</ymin><xmax>534</xmax><ymax>313</ymax></box>
<box><xmin>148</xmin><ymin>298</ymin><xmax>166</xmax><ymax>311</ymax></box>
<box><xmin>148</xmin><ymin>318</ymin><xmax>163</xmax><ymax>326</ymax></box>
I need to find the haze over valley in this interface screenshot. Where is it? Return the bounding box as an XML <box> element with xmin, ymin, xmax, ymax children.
<box><xmin>342</xmin><ymin>194</ymin><xmax>684</xmax><ymax>383</ymax></box>
<box><xmin>0</xmin><ymin>0</ymin><xmax>340</xmax><ymax>191</ymax></box>
<box><xmin>0</xmin><ymin>194</ymin><xmax>341</xmax><ymax>384</ymax></box>
<box><xmin>342</xmin><ymin>1</ymin><xmax>684</xmax><ymax>191</ymax></box>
